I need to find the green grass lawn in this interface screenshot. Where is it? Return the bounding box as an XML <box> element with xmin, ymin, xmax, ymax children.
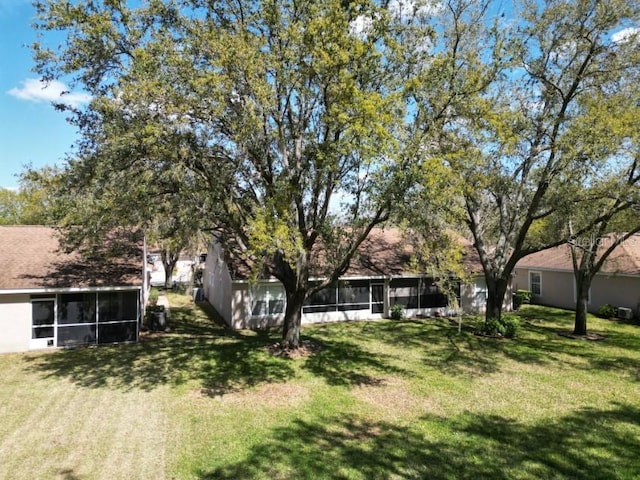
<box><xmin>1</xmin><ymin>297</ymin><xmax>639</xmax><ymax>480</ymax></box>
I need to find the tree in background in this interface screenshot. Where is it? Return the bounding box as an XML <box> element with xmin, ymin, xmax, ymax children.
<box><xmin>147</xmin><ymin>195</ymin><xmax>205</xmax><ymax>289</ymax></box>
<box><xmin>562</xmin><ymin>84</ymin><xmax>640</xmax><ymax>335</ymax></box>
<box><xmin>0</xmin><ymin>166</ymin><xmax>61</xmax><ymax>225</ymax></box>
<box><xmin>409</xmin><ymin>0</ymin><xmax>640</xmax><ymax>321</ymax></box>
<box><xmin>0</xmin><ymin>188</ymin><xmax>21</xmax><ymax>225</ymax></box>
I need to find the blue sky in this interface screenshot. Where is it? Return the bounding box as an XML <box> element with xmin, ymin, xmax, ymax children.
<box><xmin>1</xmin><ymin>0</ymin><xmax>636</xmax><ymax>191</ymax></box>
<box><xmin>0</xmin><ymin>0</ymin><xmax>88</xmax><ymax>189</ymax></box>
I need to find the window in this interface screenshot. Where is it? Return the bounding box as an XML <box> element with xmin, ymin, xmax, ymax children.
<box><xmin>31</xmin><ymin>298</ymin><xmax>55</xmax><ymax>340</ymax></box>
<box><xmin>389</xmin><ymin>277</ymin><xmax>453</xmax><ymax>310</ymax></box>
<box><xmin>58</xmin><ymin>293</ymin><xmax>96</xmax><ymax>325</ymax></box>
<box><xmin>337</xmin><ymin>280</ymin><xmax>370</xmax><ymax>311</ymax></box>
<box><xmin>389</xmin><ymin>278</ymin><xmax>419</xmax><ymax>308</ymax></box>
<box><xmin>303</xmin><ymin>283</ymin><xmax>337</xmax><ymax>314</ymax></box>
<box><xmin>99</xmin><ymin>291</ymin><xmax>138</xmax><ymax>322</ymax></box>
<box><xmin>251</xmin><ymin>284</ymin><xmax>285</xmax><ymax>316</ymax></box>
<box><xmin>98</xmin><ymin>291</ymin><xmax>139</xmax><ymax>344</ymax></box>
<box><xmin>31</xmin><ymin>291</ymin><xmax>139</xmax><ymax>348</ymax></box>
<box><xmin>419</xmin><ymin>279</ymin><xmax>451</xmax><ymax>308</ymax></box>
<box><xmin>529</xmin><ymin>271</ymin><xmax>542</xmax><ymax>296</ymax></box>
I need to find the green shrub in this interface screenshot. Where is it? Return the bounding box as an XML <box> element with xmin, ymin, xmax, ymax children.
<box><xmin>390</xmin><ymin>304</ymin><xmax>405</xmax><ymax>320</ymax></box>
<box><xmin>479</xmin><ymin>315</ymin><xmax>520</xmax><ymax>338</ymax></box>
<box><xmin>481</xmin><ymin>318</ymin><xmax>505</xmax><ymax>336</ymax></box>
<box><xmin>597</xmin><ymin>304</ymin><xmax>616</xmax><ymax>318</ymax></box>
<box><xmin>149</xmin><ymin>287</ymin><xmax>160</xmax><ymax>305</ymax></box>
<box><xmin>501</xmin><ymin>314</ymin><xmax>520</xmax><ymax>338</ymax></box>
<box><xmin>513</xmin><ymin>290</ymin><xmax>532</xmax><ymax>310</ymax></box>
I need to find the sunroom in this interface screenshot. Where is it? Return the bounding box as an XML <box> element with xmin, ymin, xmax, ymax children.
<box><xmin>0</xmin><ymin>226</ymin><xmax>147</xmax><ymax>354</ymax></box>
<box><xmin>31</xmin><ymin>290</ymin><xmax>140</xmax><ymax>349</ymax></box>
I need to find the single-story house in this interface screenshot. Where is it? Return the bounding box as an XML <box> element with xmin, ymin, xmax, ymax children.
<box><xmin>0</xmin><ymin>226</ymin><xmax>148</xmax><ymax>354</ymax></box>
<box><xmin>514</xmin><ymin>235</ymin><xmax>640</xmax><ymax>317</ymax></box>
<box><xmin>203</xmin><ymin>228</ymin><xmax>508</xmax><ymax>329</ymax></box>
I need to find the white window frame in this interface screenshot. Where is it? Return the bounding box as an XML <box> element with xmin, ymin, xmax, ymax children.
<box><xmin>529</xmin><ymin>271</ymin><xmax>542</xmax><ymax>296</ymax></box>
<box><xmin>30</xmin><ymin>296</ymin><xmax>57</xmax><ymax>349</ymax></box>
<box><xmin>31</xmin><ymin>290</ymin><xmax>140</xmax><ymax>349</ymax></box>
<box><xmin>250</xmin><ymin>283</ymin><xmax>285</xmax><ymax>317</ymax></box>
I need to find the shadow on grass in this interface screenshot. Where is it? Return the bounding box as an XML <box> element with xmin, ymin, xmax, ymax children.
<box><xmin>301</xmin><ymin>334</ymin><xmax>410</xmax><ymax>386</ymax></box>
<box><xmin>315</xmin><ymin>318</ymin><xmax>506</xmax><ymax>377</ymax></box>
<box><xmin>200</xmin><ymin>402</ymin><xmax>640</xmax><ymax>479</ymax></box>
<box><xmin>304</xmin><ymin>308</ymin><xmax>640</xmax><ymax>382</ymax></box>
<box><xmin>506</xmin><ymin>307</ymin><xmax>640</xmax><ymax>380</ymax></box>
<box><xmin>23</xmin><ymin>302</ymin><xmax>295</xmax><ymax>394</ymax></box>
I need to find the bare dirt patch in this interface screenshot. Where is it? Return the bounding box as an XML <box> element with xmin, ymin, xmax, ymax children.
<box><xmin>267</xmin><ymin>340</ymin><xmax>322</xmax><ymax>359</ymax></box>
<box><xmin>193</xmin><ymin>382</ymin><xmax>310</xmax><ymax>408</ymax></box>
<box><xmin>352</xmin><ymin>377</ymin><xmax>434</xmax><ymax>418</ymax></box>
<box><xmin>557</xmin><ymin>331</ymin><xmax>606</xmax><ymax>341</ymax></box>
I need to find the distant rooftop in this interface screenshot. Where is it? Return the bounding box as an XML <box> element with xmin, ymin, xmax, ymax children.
<box><xmin>517</xmin><ymin>234</ymin><xmax>640</xmax><ymax>276</ymax></box>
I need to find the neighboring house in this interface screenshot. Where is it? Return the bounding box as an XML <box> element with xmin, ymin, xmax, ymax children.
<box><xmin>147</xmin><ymin>252</ymin><xmax>202</xmax><ymax>287</ymax></box>
<box><xmin>514</xmin><ymin>235</ymin><xmax>640</xmax><ymax>316</ymax></box>
<box><xmin>203</xmin><ymin>228</ymin><xmax>508</xmax><ymax>329</ymax></box>
<box><xmin>0</xmin><ymin>226</ymin><xmax>148</xmax><ymax>354</ymax></box>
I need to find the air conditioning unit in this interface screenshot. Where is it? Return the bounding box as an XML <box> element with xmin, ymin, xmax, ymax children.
<box><xmin>617</xmin><ymin>307</ymin><xmax>633</xmax><ymax>320</ymax></box>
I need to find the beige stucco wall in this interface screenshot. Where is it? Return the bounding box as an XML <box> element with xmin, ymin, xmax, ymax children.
<box><xmin>590</xmin><ymin>275</ymin><xmax>640</xmax><ymax>313</ymax></box>
<box><xmin>513</xmin><ymin>268</ymin><xmax>575</xmax><ymax>310</ymax></box>
<box><xmin>0</xmin><ymin>294</ymin><xmax>31</xmax><ymax>353</ymax></box>
<box><xmin>231</xmin><ymin>284</ymin><xmax>254</xmax><ymax>329</ymax></box>
<box><xmin>203</xmin><ymin>242</ymin><xmax>233</xmax><ymax>325</ymax></box>
<box><xmin>514</xmin><ymin>267</ymin><xmax>640</xmax><ymax>314</ymax></box>
<box><xmin>460</xmin><ymin>277</ymin><xmax>488</xmax><ymax>314</ymax></box>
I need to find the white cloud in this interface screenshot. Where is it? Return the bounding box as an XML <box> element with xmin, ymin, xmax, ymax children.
<box><xmin>388</xmin><ymin>0</ymin><xmax>442</xmax><ymax>23</ymax></box>
<box><xmin>349</xmin><ymin>14</ymin><xmax>375</xmax><ymax>40</ymax></box>
<box><xmin>612</xmin><ymin>27</ymin><xmax>639</xmax><ymax>44</ymax></box>
<box><xmin>7</xmin><ymin>78</ymin><xmax>91</xmax><ymax>108</ymax></box>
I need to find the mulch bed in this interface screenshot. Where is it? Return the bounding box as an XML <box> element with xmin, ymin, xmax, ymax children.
<box><xmin>267</xmin><ymin>340</ymin><xmax>322</xmax><ymax>359</ymax></box>
<box><xmin>557</xmin><ymin>331</ymin><xmax>606</xmax><ymax>341</ymax></box>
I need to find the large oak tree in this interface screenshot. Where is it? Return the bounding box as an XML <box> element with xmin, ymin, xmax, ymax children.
<box><xmin>32</xmin><ymin>0</ymin><xmax>426</xmax><ymax>347</ymax></box>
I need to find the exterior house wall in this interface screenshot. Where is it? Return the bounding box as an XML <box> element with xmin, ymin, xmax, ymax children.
<box><xmin>220</xmin><ymin>276</ymin><xmax>497</xmax><ymax>331</ymax></box>
<box><xmin>460</xmin><ymin>278</ymin><xmax>487</xmax><ymax>314</ymax></box>
<box><xmin>0</xmin><ymin>294</ymin><xmax>31</xmax><ymax>354</ymax></box>
<box><xmin>203</xmin><ymin>242</ymin><xmax>233</xmax><ymax>325</ymax></box>
<box><xmin>149</xmin><ymin>259</ymin><xmax>196</xmax><ymax>287</ymax></box>
<box><xmin>514</xmin><ymin>267</ymin><xmax>640</xmax><ymax>314</ymax></box>
<box><xmin>302</xmin><ymin>309</ymin><xmax>383</xmax><ymax>325</ymax></box>
<box><xmin>590</xmin><ymin>275</ymin><xmax>640</xmax><ymax>313</ymax></box>
<box><xmin>231</xmin><ymin>284</ymin><xmax>254</xmax><ymax>329</ymax></box>
<box><xmin>514</xmin><ymin>268</ymin><xmax>576</xmax><ymax>310</ymax></box>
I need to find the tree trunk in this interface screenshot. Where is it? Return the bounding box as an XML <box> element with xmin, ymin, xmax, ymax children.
<box><xmin>573</xmin><ymin>275</ymin><xmax>591</xmax><ymax>336</ymax></box>
<box><xmin>485</xmin><ymin>276</ymin><xmax>509</xmax><ymax>321</ymax></box>
<box><xmin>163</xmin><ymin>260</ymin><xmax>177</xmax><ymax>289</ymax></box>
<box><xmin>282</xmin><ymin>288</ymin><xmax>306</xmax><ymax>349</ymax></box>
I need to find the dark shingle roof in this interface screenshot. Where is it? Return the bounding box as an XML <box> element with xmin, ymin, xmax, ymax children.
<box><xmin>0</xmin><ymin>226</ymin><xmax>143</xmax><ymax>291</ymax></box>
<box><xmin>226</xmin><ymin>227</ymin><xmax>482</xmax><ymax>280</ymax></box>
